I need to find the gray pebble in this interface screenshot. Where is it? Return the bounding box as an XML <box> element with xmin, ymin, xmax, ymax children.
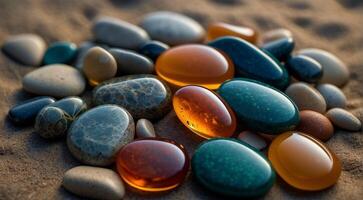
<box><xmin>316</xmin><ymin>84</ymin><xmax>347</xmax><ymax>109</ymax></box>
<box><xmin>326</xmin><ymin>108</ymin><xmax>361</xmax><ymax>131</ymax></box>
<box><xmin>136</xmin><ymin>118</ymin><xmax>156</xmax><ymax>138</ymax></box>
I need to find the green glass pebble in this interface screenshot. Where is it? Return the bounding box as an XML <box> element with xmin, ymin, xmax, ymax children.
<box><xmin>208</xmin><ymin>36</ymin><xmax>289</xmax><ymax>90</ymax></box>
<box><xmin>218</xmin><ymin>78</ymin><xmax>299</xmax><ymax>134</ymax></box>
<box><xmin>262</xmin><ymin>37</ymin><xmax>295</xmax><ymax>61</ymax></box>
<box><xmin>49</xmin><ymin>96</ymin><xmax>87</xmax><ymax>119</ymax></box>
<box><xmin>43</xmin><ymin>41</ymin><xmax>77</xmax><ymax>65</ymax></box>
<box><xmin>192</xmin><ymin>138</ymin><xmax>275</xmax><ymax>198</ymax></box>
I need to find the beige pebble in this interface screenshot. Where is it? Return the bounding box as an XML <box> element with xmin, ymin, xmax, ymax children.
<box><xmin>261</xmin><ymin>28</ymin><xmax>292</xmax><ymax>44</ymax></box>
<box><xmin>136</xmin><ymin>118</ymin><xmax>156</xmax><ymax>138</ymax></box>
<box><xmin>326</xmin><ymin>108</ymin><xmax>361</xmax><ymax>131</ymax></box>
<box><xmin>316</xmin><ymin>84</ymin><xmax>347</xmax><ymax>109</ymax></box>
<box><xmin>237</xmin><ymin>131</ymin><xmax>267</xmax><ymax>150</ymax></box>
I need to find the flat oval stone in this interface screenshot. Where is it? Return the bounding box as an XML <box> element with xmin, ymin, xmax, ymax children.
<box><xmin>206</xmin><ymin>22</ymin><xmax>258</xmax><ymax>44</ymax></box>
<box><xmin>2</xmin><ymin>34</ymin><xmax>46</xmax><ymax>66</ymax></box>
<box><xmin>92</xmin><ymin>16</ymin><xmax>149</xmax><ymax>49</ymax></box>
<box><xmin>93</xmin><ymin>75</ymin><xmax>171</xmax><ymax>120</ymax></box>
<box><xmin>297</xmin><ymin>110</ymin><xmax>334</xmax><ymax>141</ymax></box>
<box><xmin>50</xmin><ymin>97</ymin><xmax>87</xmax><ymax>119</ymax></box>
<box><xmin>316</xmin><ymin>84</ymin><xmax>347</xmax><ymax>109</ymax></box>
<box><xmin>136</xmin><ymin>119</ymin><xmax>156</xmax><ymax>138</ymax></box>
<box><xmin>286</xmin><ymin>55</ymin><xmax>323</xmax><ymax>83</ymax></box>
<box><xmin>43</xmin><ymin>41</ymin><xmax>77</xmax><ymax>65</ymax></box>
<box><xmin>138</xmin><ymin>40</ymin><xmax>169</xmax><ymax>62</ymax></box>
<box><xmin>173</xmin><ymin>85</ymin><xmax>236</xmax><ymax>138</ymax></box>
<box><xmin>298</xmin><ymin>48</ymin><xmax>349</xmax><ymax>87</ymax></box>
<box><xmin>192</xmin><ymin>138</ymin><xmax>275</xmax><ymax>197</ymax></box>
<box><xmin>262</xmin><ymin>37</ymin><xmax>295</xmax><ymax>61</ymax></box>
<box><xmin>67</xmin><ymin>105</ymin><xmax>135</xmax><ymax>166</ymax></box>
<box><xmin>35</xmin><ymin>107</ymin><xmax>71</xmax><ymax>139</ymax></box>
<box><xmin>261</xmin><ymin>28</ymin><xmax>293</xmax><ymax>44</ymax></box>
<box><xmin>22</xmin><ymin>64</ymin><xmax>86</xmax><ymax>98</ymax></box>
<box><xmin>209</xmin><ymin>36</ymin><xmax>289</xmax><ymax>89</ymax></box>
<box><xmin>8</xmin><ymin>96</ymin><xmax>55</xmax><ymax>125</ymax></box>
<box><xmin>237</xmin><ymin>131</ymin><xmax>267</xmax><ymax>150</ymax></box>
<box><xmin>156</xmin><ymin>44</ymin><xmax>234</xmax><ymax>90</ymax></box>
<box><xmin>140</xmin><ymin>11</ymin><xmax>205</xmax><ymax>46</ymax></box>
<box><xmin>326</xmin><ymin>108</ymin><xmax>361</xmax><ymax>131</ymax></box>
<box><xmin>218</xmin><ymin>78</ymin><xmax>299</xmax><ymax>134</ymax></box>
<box><xmin>285</xmin><ymin>82</ymin><xmax>326</xmax><ymax>113</ymax></box>
<box><xmin>83</xmin><ymin>47</ymin><xmax>117</xmax><ymax>86</ymax></box>
<box><xmin>116</xmin><ymin>138</ymin><xmax>189</xmax><ymax>192</ymax></box>
<box><xmin>63</xmin><ymin>166</ymin><xmax>125</xmax><ymax>200</ymax></box>
<box><xmin>109</xmin><ymin>48</ymin><xmax>154</xmax><ymax>75</ymax></box>
<box><xmin>268</xmin><ymin>132</ymin><xmax>341</xmax><ymax>191</ymax></box>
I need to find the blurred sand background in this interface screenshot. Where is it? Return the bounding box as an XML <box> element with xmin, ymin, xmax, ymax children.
<box><xmin>0</xmin><ymin>0</ymin><xmax>362</xmax><ymax>199</ymax></box>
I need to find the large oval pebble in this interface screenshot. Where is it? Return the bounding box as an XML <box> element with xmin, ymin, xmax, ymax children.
<box><xmin>316</xmin><ymin>84</ymin><xmax>347</xmax><ymax>109</ymax></box>
<box><xmin>326</xmin><ymin>108</ymin><xmax>361</xmax><ymax>131</ymax></box>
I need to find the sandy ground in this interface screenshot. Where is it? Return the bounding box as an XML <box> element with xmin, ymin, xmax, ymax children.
<box><xmin>0</xmin><ymin>0</ymin><xmax>362</xmax><ymax>199</ymax></box>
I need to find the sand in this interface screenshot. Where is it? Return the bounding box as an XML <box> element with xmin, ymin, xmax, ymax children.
<box><xmin>0</xmin><ymin>0</ymin><xmax>362</xmax><ymax>199</ymax></box>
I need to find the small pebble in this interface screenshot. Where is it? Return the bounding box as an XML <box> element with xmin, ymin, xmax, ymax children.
<box><xmin>326</xmin><ymin>108</ymin><xmax>361</xmax><ymax>131</ymax></box>
<box><xmin>50</xmin><ymin>96</ymin><xmax>87</xmax><ymax>119</ymax></box>
<box><xmin>296</xmin><ymin>110</ymin><xmax>334</xmax><ymax>141</ymax></box>
<box><xmin>262</xmin><ymin>37</ymin><xmax>295</xmax><ymax>61</ymax></box>
<box><xmin>261</xmin><ymin>28</ymin><xmax>292</xmax><ymax>44</ymax></box>
<box><xmin>43</xmin><ymin>41</ymin><xmax>77</xmax><ymax>65</ymax></box>
<box><xmin>138</xmin><ymin>40</ymin><xmax>169</xmax><ymax>62</ymax></box>
<box><xmin>237</xmin><ymin>131</ymin><xmax>267</xmax><ymax>150</ymax></box>
<box><xmin>316</xmin><ymin>84</ymin><xmax>347</xmax><ymax>109</ymax></box>
<box><xmin>206</xmin><ymin>22</ymin><xmax>258</xmax><ymax>44</ymax></box>
<box><xmin>286</xmin><ymin>55</ymin><xmax>323</xmax><ymax>83</ymax></box>
<box><xmin>35</xmin><ymin>107</ymin><xmax>71</xmax><ymax>139</ymax></box>
<box><xmin>74</xmin><ymin>41</ymin><xmax>109</xmax><ymax>70</ymax></box>
<box><xmin>136</xmin><ymin>119</ymin><xmax>156</xmax><ymax>138</ymax></box>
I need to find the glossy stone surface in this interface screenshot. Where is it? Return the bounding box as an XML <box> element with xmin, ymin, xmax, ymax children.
<box><xmin>206</xmin><ymin>22</ymin><xmax>258</xmax><ymax>44</ymax></box>
<box><xmin>192</xmin><ymin>138</ymin><xmax>275</xmax><ymax>197</ymax></box>
<box><xmin>116</xmin><ymin>138</ymin><xmax>189</xmax><ymax>192</ymax></box>
<box><xmin>286</xmin><ymin>55</ymin><xmax>323</xmax><ymax>83</ymax></box>
<box><xmin>50</xmin><ymin>97</ymin><xmax>87</xmax><ymax>119</ymax></box>
<box><xmin>43</xmin><ymin>41</ymin><xmax>77</xmax><ymax>65</ymax></box>
<box><xmin>8</xmin><ymin>96</ymin><xmax>55</xmax><ymax>125</ymax></box>
<box><xmin>297</xmin><ymin>110</ymin><xmax>334</xmax><ymax>141</ymax></box>
<box><xmin>262</xmin><ymin>37</ymin><xmax>294</xmax><ymax>61</ymax></box>
<box><xmin>93</xmin><ymin>75</ymin><xmax>171</xmax><ymax>120</ymax></box>
<box><xmin>136</xmin><ymin>119</ymin><xmax>156</xmax><ymax>138</ymax></box>
<box><xmin>316</xmin><ymin>84</ymin><xmax>347</xmax><ymax>109</ymax></box>
<box><xmin>218</xmin><ymin>78</ymin><xmax>299</xmax><ymax>134</ymax></box>
<box><xmin>326</xmin><ymin>108</ymin><xmax>361</xmax><ymax>131</ymax></box>
<box><xmin>138</xmin><ymin>40</ymin><xmax>169</xmax><ymax>61</ymax></box>
<box><xmin>268</xmin><ymin>132</ymin><xmax>341</xmax><ymax>191</ymax></box>
<box><xmin>209</xmin><ymin>36</ymin><xmax>289</xmax><ymax>89</ymax></box>
<box><xmin>67</xmin><ymin>105</ymin><xmax>135</xmax><ymax>166</ymax></box>
<box><xmin>237</xmin><ymin>131</ymin><xmax>267</xmax><ymax>150</ymax></box>
<box><xmin>261</xmin><ymin>28</ymin><xmax>293</xmax><ymax>44</ymax></box>
<box><xmin>35</xmin><ymin>107</ymin><xmax>71</xmax><ymax>139</ymax></box>
<box><xmin>156</xmin><ymin>44</ymin><xmax>234</xmax><ymax>90</ymax></box>
<box><xmin>173</xmin><ymin>85</ymin><xmax>236</xmax><ymax>138</ymax></box>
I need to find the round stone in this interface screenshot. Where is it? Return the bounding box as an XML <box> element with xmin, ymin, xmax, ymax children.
<box><xmin>67</xmin><ymin>105</ymin><xmax>135</xmax><ymax>166</ymax></box>
<box><xmin>140</xmin><ymin>11</ymin><xmax>205</xmax><ymax>46</ymax></box>
<box><xmin>296</xmin><ymin>110</ymin><xmax>334</xmax><ymax>141</ymax></box>
<box><xmin>237</xmin><ymin>131</ymin><xmax>267</xmax><ymax>150</ymax></box>
<box><xmin>218</xmin><ymin>78</ymin><xmax>299</xmax><ymax>134</ymax></box>
<box><xmin>35</xmin><ymin>107</ymin><xmax>71</xmax><ymax>139</ymax></box>
<box><xmin>116</xmin><ymin>138</ymin><xmax>189</xmax><ymax>192</ymax></box>
<box><xmin>316</xmin><ymin>84</ymin><xmax>347</xmax><ymax>109</ymax></box>
<box><xmin>268</xmin><ymin>132</ymin><xmax>341</xmax><ymax>191</ymax></box>
<box><xmin>156</xmin><ymin>44</ymin><xmax>234</xmax><ymax>90</ymax></box>
<box><xmin>206</xmin><ymin>22</ymin><xmax>258</xmax><ymax>44</ymax></box>
<box><xmin>63</xmin><ymin>166</ymin><xmax>125</xmax><ymax>200</ymax></box>
<box><xmin>173</xmin><ymin>85</ymin><xmax>236</xmax><ymax>139</ymax></box>
<box><xmin>22</xmin><ymin>64</ymin><xmax>86</xmax><ymax>98</ymax></box>
<box><xmin>262</xmin><ymin>37</ymin><xmax>295</xmax><ymax>61</ymax></box>
<box><xmin>136</xmin><ymin>119</ymin><xmax>156</xmax><ymax>138</ymax></box>
<box><xmin>50</xmin><ymin>96</ymin><xmax>87</xmax><ymax>119</ymax></box>
<box><xmin>43</xmin><ymin>41</ymin><xmax>77</xmax><ymax>65</ymax></box>
<box><xmin>192</xmin><ymin>138</ymin><xmax>275</xmax><ymax>197</ymax></box>
<box><xmin>83</xmin><ymin>47</ymin><xmax>117</xmax><ymax>86</ymax></box>
<box><xmin>285</xmin><ymin>82</ymin><xmax>326</xmax><ymax>114</ymax></box>
<box><xmin>326</xmin><ymin>108</ymin><xmax>361</xmax><ymax>131</ymax></box>
<box><xmin>138</xmin><ymin>40</ymin><xmax>169</xmax><ymax>62</ymax></box>
<box><xmin>286</xmin><ymin>55</ymin><xmax>323</xmax><ymax>83</ymax></box>
<box><xmin>261</xmin><ymin>28</ymin><xmax>293</xmax><ymax>44</ymax></box>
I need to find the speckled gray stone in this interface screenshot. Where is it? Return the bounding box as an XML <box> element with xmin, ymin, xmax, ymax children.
<box><xmin>35</xmin><ymin>107</ymin><xmax>72</xmax><ymax>139</ymax></box>
<box><xmin>326</xmin><ymin>108</ymin><xmax>361</xmax><ymax>131</ymax></box>
<box><xmin>316</xmin><ymin>84</ymin><xmax>347</xmax><ymax>109</ymax></box>
<box><xmin>136</xmin><ymin>118</ymin><xmax>156</xmax><ymax>138</ymax></box>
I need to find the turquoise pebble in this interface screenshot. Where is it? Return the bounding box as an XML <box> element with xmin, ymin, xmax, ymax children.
<box><xmin>43</xmin><ymin>41</ymin><xmax>77</xmax><ymax>65</ymax></box>
<box><xmin>286</xmin><ymin>55</ymin><xmax>323</xmax><ymax>83</ymax></box>
<box><xmin>262</xmin><ymin>37</ymin><xmax>295</xmax><ymax>61</ymax></box>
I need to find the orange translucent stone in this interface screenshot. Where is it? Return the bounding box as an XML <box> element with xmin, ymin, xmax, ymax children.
<box><xmin>206</xmin><ymin>22</ymin><xmax>258</xmax><ymax>44</ymax></box>
<box><xmin>116</xmin><ymin>138</ymin><xmax>189</xmax><ymax>192</ymax></box>
<box><xmin>173</xmin><ymin>85</ymin><xmax>237</xmax><ymax>138</ymax></box>
<box><xmin>268</xmin><ymin>132</ymin><xmax>341</xmax><ymax>191</ymax></box>
<box><xmin>156</xmin><ymin>44</ymin><xmax>234</xmax><ymax>90</ymax></box>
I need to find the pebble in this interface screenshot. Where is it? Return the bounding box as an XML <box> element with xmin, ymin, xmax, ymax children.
<box><xmin>116</xmin><ymin>138</ymin><xmax>189</xmax><ymax>192</ymax></box>
<box><xmin>218</xmin><ymin>78</ymin><xmax>299</xmax><ymax>134</ymax></box>
<box><xmin>262</xmin><ymin>37</ymin><xmax>295</xmax><ymax>61</ymax></box>
<box><xmin>22</xmin><ymin>64</ymin><xmax>86</xmax><ymax>98</ymax></box>
<box><xmin>8</xmin><ymin>96</ymin><xmax>55</xmax><ymax>125</ymax></box>
<box><xmin>92</xmin><ymin>16</ymin><xmax>149</xmax><ymax>49</ymax></box>
<box><xmin>140</xmin><ymin>11</ymin><xmax>205</xmax><ymax>46</ymax></box>
<box><xmin>326</xmin><ymin>108</ymin><xmax>361</xmax><ymax>131</ymax></box>
<box><xmin>296</xmin><ymin>110</ymin><xmax>334</xmax><ymax>141</ymax></box>
<box><xmin>192</xmin><ymin>138</ymin><xmax>275</xmax><ymax>197</ymax></box>
<box><xmin>109</xmin><ymin>48</ymin><xmax>154</xmax><ymax>75</ymax></box>
<box><xmin>286</xmin><ymin>55</ymin><xmax>323</xmax><ymax>83</ymax></box>
<box><xmin>74</xmin><ymin>42</ymin><xmax>109</xmax><ymax>70</ymax></box>
<box><xmin>43</xmin><ymin>41</ymin><xmax>77</xmax><ymax>65</ymax></box>
<box><xmin>93</xmin><ymin>75</ymin><xmax>171</xmax><ymax>120</ymax></box>
<box><xmin>135</xmin><ymin>119</ymin><xmax>156</xmax><ymax>138</ymax></box>
<box><xmin>2</xmin><ymin>34</ymin><xmax>46</xmax><ymax>66</ymax></box>
<box><xmin>82</xmin><ymin>47</ymin><xmax>117</xmax><ymax>86</ymax></box>
<box><xmin>63</xmin><ymin>166</ymin><xmax>125</xmax><ymax>200</ymax></box>
<box><xmin>209</xmin><ymin>36</ymin><xmax>289</xmax><ymax>90</ymax></box>
<box><xmin>316</xmin><ymin>84</ymin><xmax>347</xmax><ymax>109</ymax></box>
<box><xmin>50</xmin><ymin>96</ymin><xmax>87</xmax><ymax>119</ymax></box>
<box><xmin>138</xmin><ymin>40</ymin><xmax>169</xmax><ymax>62</ymax></box>
<box><xmin>156</xmin><ymin>44</ymin><xmax>234</xmax><ymax>90</ymax></box>
<box><xmin>261</xmin><ymin>28</ymin><xmax>293</xmax><ymax>44</ymax></box>
<box><xmin>237</xmin><ymin>131</ymin><xmax>267</xmax><ymax>150</ymax></box>
<box><xmin>67</xmin><ymin>105</ymin><xmax>135</xmax><ymax>166</ymax></box>
<box><xmin>206</xmin><ymin>22</ymin><xmax>258</xmax><ymax>44</ymax></box>
<box><xmin>285</xmin><ymin>82</ymin><xmax>326</xmax><ymax>114</ymax></box>
<box><xmin>173</xmin><ymin>85</ymin><xmax>236</xmax><ymax>138</ymax></box>
<box><xmin>268</xmin><ymin>132</ymin><xmax>341</xmax><ymax>191</ymax></box>
<box><xmin>35</xmin><ymin>107</ymin><xmax>71</xmax><ymax>139</ymax></box>
<box><xmin>298</xmin><ymin>48</ymin><xmax>349</xmax><ymax>87</ymax></box>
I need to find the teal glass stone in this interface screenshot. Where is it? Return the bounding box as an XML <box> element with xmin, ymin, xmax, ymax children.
<box><xmin>208</xmin><ymin>36</ymin><xmax>289</xmax><ymax>90</ymax></box>
<box><xmin>217</xmin><ymin>78</ymin><xmax>299</xmax><ymax>134</ymax></box>
<box><xmin>43</xmin><ymin>41</ymin><xmax>77</xmax><ymax>65</ymax></box>
<box><xmin>262</xmin><ymin>37</ymin><xmax>295</xmax><ymax>61</ymax></box>
<box><xmin>192</xmin><ymin>138</ymin><xmax>275</xmax><ymax>198</ymax></box>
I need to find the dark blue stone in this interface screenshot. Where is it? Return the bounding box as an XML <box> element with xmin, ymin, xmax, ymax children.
<box><xmin>49</xmin><ymin>96</ymin><xmax>87</xmax><ymax>119</ymax></box>
<box><xmin>262</xmin><ymin>37</ymin><xmax>295</xmax><ymax>61</ymax></box>
<box><xmin>138</xmin><ymin>41</ymin><xmax>169</xmax><ymax>62</ymax></box>
<box><xmin>286</xmin><ymin>55</ymin><xmax>323</xmax><ymax>83</ymax></box>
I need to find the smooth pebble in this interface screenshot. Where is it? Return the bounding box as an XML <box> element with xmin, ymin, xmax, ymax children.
<box><xmin>50</xmin><ymin>96</ymin><xmax>87</xmax><ymax>119</ymax></box>
<box><xmin>138</xmin><ymin>40</ymin><xmax>169</xmax><ymax>62</ymax></box>
<box><xmin>43</xmin><ymin>41</ymin><xmax>77</xmax><ymax>65</ymax></box>
<box><xmin>136</xmin><ymin>119</ymin><xmax>156</xmax><ymax>138</ymax></box>
<box><xmin>237</xmin><ymin>131</ymin><xmax>267</xmax><ymax>150</ymax></box>
<box><xmin>297</xmin><ymin>110</ymin><xmax>334</xmax><ymax>141</ymax></box>
<box><xmin>35</xmin><ymin>106</ymin><xmax>71</xmax><ymax>139</ymax></box>
<box><xmin>286</xmin><ymin>55</ymin><xmax>323</xmax><ymax>83</ymax></box>
<box><xmin>316</xmin><ymin>84</ymin><xmax>347</xmax><ymax>109</ymax></box>
<box><xmin>206</xmin><ymin>22</ymin><xmax>258</xmax><ymax>44</ymax></box>
<box><xmin>262</xmin><ymin>37</ymin><xmax>294</xmax><ymax>61</ymax></box>
<box><xmin>326</xmin><ymin>108</ymin><xmax>361</xmax><ymax>131</ymax></box>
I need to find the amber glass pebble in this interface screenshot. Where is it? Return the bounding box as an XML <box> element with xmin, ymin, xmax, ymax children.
<box><xmin>116</xmin><ymin>138</ymin><xmax>189</xmax><ymax>192</ymax></box>
<box><xmin>173</xmin><ymin>85</ymin><xmax>236</xmax><ymax>139</ymax></box>
<box><xmin>268</xmin><ymin>132</ymin><xmax>341</xmax><ymax>191</ymax></box>
<box><xmin>206</xmin><ymin>22</ymin><xmax>258</xmax><ymax>44</ymax></box>
<box><xmin>156</xmin><ymin>44</ymin><xmax>234</xmax><ymax>90</ymax></box>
